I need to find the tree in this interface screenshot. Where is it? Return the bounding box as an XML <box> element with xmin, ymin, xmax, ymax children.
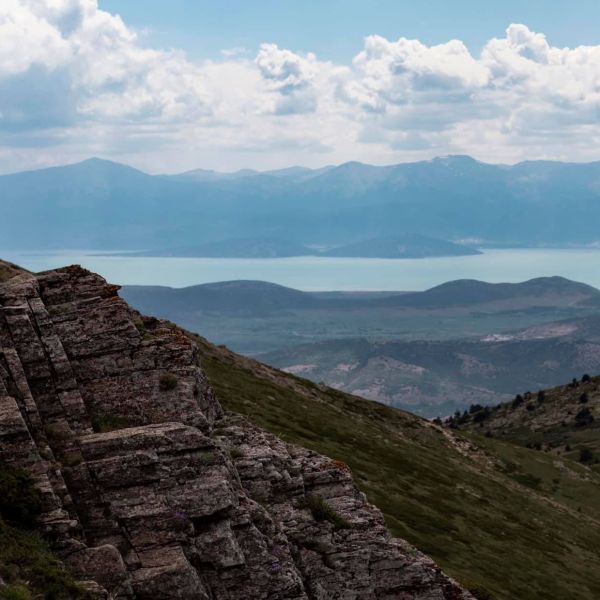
<box><xmin>575</xmin><ymin>407</ymin><xmax>594</xmax><ymax>427</ymax></box>
<box><xmin>512</xmin><ymin>394</ymin><xmax>524</xmax><ymax>409</ymax></box>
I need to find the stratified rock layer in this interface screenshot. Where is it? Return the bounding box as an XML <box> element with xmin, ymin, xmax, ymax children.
<box><xmin>0</xmin><ymin>266</ymin><xmax>472</xmax><ymax>599</ymax></box>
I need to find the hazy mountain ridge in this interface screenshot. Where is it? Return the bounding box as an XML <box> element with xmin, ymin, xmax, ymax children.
<box><xmin>126</xmin><ymin>234</ymin><xmax>477</xmax><ymax>258</ymax></box>
<box><xmin>4</xmin><ymin>156</ymin><xmax>600</xmax><ymax>251</ymax></box>
<box><xmin>120</xmin><ymin>276</ymin><xmax>600</xmax><ymax>415</ymax></box>
<box><xmin>262</xmin><ymin>313</ymin><xmax>600</xmax><ymax>416</ymax></box>
<box><xmin>122</xmin><ymin>275</ymin><xmax>600</xmax><ymax>314</ymax></box>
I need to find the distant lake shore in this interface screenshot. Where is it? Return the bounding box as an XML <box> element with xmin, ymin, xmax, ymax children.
<box><xmin>3</xmin><ymin>248</ymin><xmax>600</xmax><ymax>291</ymax></box>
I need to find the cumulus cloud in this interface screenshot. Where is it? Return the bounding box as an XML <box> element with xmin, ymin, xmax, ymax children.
<box><xmin>1</xmin><ymin>5</ymin><xmax>600</xmax><ymax>172</ymax></box>
<box><xmin>0</xmin><ymin>0</ymin><xmax>213</xmax><ymax>129</ymax></box>
<box><xmin>255</xmin><ymin>43</ymin><xmax>319</xmax><ymax>114</ymax></box>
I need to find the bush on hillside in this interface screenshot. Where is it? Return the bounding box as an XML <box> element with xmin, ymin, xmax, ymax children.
<box><xmin>159</xmin><ymin>373</ymin><xmax>178</xmax><ymax>391</ymax></box>
<box><xmin>512</xmin><ymin>394</ymin><xmax>524</xmax><ymax>409</ymax></box>
<box><xmin>575</xmin><ymin>407</ymin><xmax>594</xmax><ymax>427</ymax></box>
<box><xmin>0</xmin><ymin>463</ymin><xmax>41</xmax><ymax>528</ymax></box>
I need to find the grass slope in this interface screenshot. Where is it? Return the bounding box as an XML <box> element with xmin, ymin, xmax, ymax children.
<box><xmin>195</xmin><ymin>335</ymin><xmax>600</xmax><ymax>600</ymax></box>
<box><xmin>456</xmin><ymin>375</ymin><xmax>600</xmax><ymax>471</ymax></box>
<box><xmin>0</xmin><ymin>260</ymin><xmax>29</xmax><ymax>283</ymax></box>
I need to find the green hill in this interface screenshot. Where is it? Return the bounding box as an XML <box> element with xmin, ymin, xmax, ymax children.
<box><xmin>453</xmin><ymin>373</ymin><xmax>600</xmax><ymax>470</ymax></box>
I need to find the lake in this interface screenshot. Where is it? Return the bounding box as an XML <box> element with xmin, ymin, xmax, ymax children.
<box><xmin>3</xmin><ymin>248</ymin><xmax>600</xmax><ymax>291</ymax></box>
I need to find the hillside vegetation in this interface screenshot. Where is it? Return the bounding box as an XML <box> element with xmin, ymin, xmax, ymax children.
<box><xmin>454</xmin><ymin>373</ymin><xmax>600</xmax><ymax>471</ymax></box>
<box><xmin>0</xmin><ymin>260</ymin><xmax>28</xmax><ymax>283</ymax></box>
<box><xmin>194</xmin><ymin>334</ymin><xmax>600</xmax><ymax>600</ymax></box>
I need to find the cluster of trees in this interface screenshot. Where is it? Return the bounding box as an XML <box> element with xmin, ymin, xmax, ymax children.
<box><xmin>443</xmin><ymin>372</ymin><xmax>596</xmax><ymax>431</ymax></box>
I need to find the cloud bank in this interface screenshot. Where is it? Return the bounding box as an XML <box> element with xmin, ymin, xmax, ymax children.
<box><xmin>1</xmin><ymin>1</ymin><xmax>600</xmax><ymax>172</ymax></box>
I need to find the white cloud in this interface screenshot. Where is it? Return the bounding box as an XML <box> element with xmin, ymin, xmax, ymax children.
<box><xmin>255</xmin><ymin>43</ymin><xmax>319</xmax><ymax>114</ymax></box>
<box><xmin>1</xmin><ymin>5</ymin><xmax>600</xmax><ymax>173</ymax></box>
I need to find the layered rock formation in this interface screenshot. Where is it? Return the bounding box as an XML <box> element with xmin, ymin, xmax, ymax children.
<box><xmin>0</xmin><ymin>265</ymin><xmax>471</xmax><ymax>599</ymax></box>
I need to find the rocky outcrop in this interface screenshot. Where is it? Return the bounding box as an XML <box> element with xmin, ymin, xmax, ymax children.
<box><xmin>0</xmin><ymin>265</ymin><xmax>472</xmax><ymax>599</ymax></box>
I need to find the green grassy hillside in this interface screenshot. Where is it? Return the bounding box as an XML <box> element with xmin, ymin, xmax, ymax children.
<box><xmin>454</xmin><ymin>374</ymin><xmax>600</xmax><ymax>471</ymax></box>
<box><xmin>195</xmin><ymin>335</ymin><xmax>600</xmax><ymax>600</ymax></box>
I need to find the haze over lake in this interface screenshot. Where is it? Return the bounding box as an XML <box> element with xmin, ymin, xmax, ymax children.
<box><xmin>5</xmin><ymin>248</ymin><xmax>600</xmax><ymax>291</ymax></box>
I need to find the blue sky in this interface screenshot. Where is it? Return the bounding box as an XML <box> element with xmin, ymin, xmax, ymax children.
<box><xmin>2</xmin><ymin>1</ymin><xmax>600</xmax><ymax>174</ymax></box>
<box><xmin>98</xmin><ymin>0</ymin><xmax>600</xmax><ymax>61</ymax></box>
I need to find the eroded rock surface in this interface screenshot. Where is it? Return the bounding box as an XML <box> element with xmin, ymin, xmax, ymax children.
<box><xmin>0</xmin><ymin>266</ymin><xmax>472</xmax><ymax>599</ymax></box>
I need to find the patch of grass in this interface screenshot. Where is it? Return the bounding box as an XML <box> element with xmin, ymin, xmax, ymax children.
<box><xmin>159</xmin><ymin>373</ymin><xmax>178</xmax><ymax>391</ymax></box>
<box><xmin>0</xmin><ymin>463</ymin><xmax>42</xmax><ymax>528</ymax></box>
<box><xmin>300</xmin><ymin>495</ymin><xmax>351</xmax><ymax>529</ymax></box>
<box><xmin>91</xmin><ymin>412</ymin><xmax>131</xmax><ymax>433</ymax></box>
<box><xmin>0</xmin><ymin>520</ymin><xmax>89</xmax><ymax>599</ymax></box>
<box><xmin>0</xmin><ymin>463</ymin><xmax>88</xmax><ymax>599</ymax></box>
<box><xmin>229</xmin><ymin>446</ymin><xmax>245</xmax><ymax>459</ymax></box>
<box><xmin>0</xmin><ymin>584</ymin><xmax>32</xmax><ymax>600</ymax></box>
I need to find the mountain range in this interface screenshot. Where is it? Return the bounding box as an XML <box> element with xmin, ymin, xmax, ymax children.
<box><xmin>128</xmin><ymin>234</ymin><xmax>479</xmax><ymax>258</ymax></box>
<box><xmin>121</xmin><ymin>276</ymin><xmax>600</xmax><ymax>416</ymax></box>
<box><xmin>3</xmin><ymin>155</ymin><xmax>600</xmax><ymax>251</ymax></box>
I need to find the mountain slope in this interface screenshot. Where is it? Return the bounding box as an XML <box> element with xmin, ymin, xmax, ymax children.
<box><xmin>195</xmin><ymin>336</ymin><xmax>600</xmax><ymax>600</ymax></box>
<box><xmin>3</xmin><ymin>263</ymin><xmax>600</xmax><ymax>598</ymax></box>
<box><xmin>0</xmin><ymin>259</ymin><xmax>30</xmax><ymax>283</ymax></box>
<box><xmin>260</xmin><ymin>315</ymin><xmax>600</xmax><ymax>416</ymax></box>
<box><xmin>454</xmin><ymin>374</ymin><xmax>600</xmax><ymax>466</ymax></box>
<box><xmin>122</xmin><ymin>280</ymin><xmax>322</xmax><ymax>314</ymax></box>
<box><xmin>0</xmin><ymin>265</ymin><xmax>470</xmax><ymax>600</ymax></box>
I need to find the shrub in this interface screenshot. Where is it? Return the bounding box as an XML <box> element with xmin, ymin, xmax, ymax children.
<box><xmin>579</xmin><ymin>448</ymin><xmax>594</xmax><ymax>464</ymax></box>
<box><xmin>525</xmin><ymin>403</ymin><xmax>536</xmax><ymax>412</ymax></box>
<box><xmin>575</xmin><ymin>407</ymin><xmax>594</xmax><ymax>428</ymax></box>
<box><xmin>159</xmin><ymin>373</ymin><xmax>178</xmax><ymax>391</ymax></box>
<box><xmin>512</xmin><ymin>394</ymin><xmax>524</xmax><ymax>409</ymax></box>
<box><xmin>473</xmin><ymin>407</ymin><xmax>491</xmax><ymax>423</ymax></box>
<box><xmin>0</xmin><ymin>584</ymin><xmax>32</xmax><ymax>600</ymax></box>
<box><xmin>300</xmin><ymin>495</ymin><xmax>350</xmax><ymax>529</ymax></box>
<box><xmin>0</xmin><ymin>463</ymin><xmax>42</xmax><ymax>528</ymax></box>
<box><xmin>579</xmin><ymin>393</ymin><xmax>589</xmax><ymax>404</ymax></box>
<box><xmin>537</xmin><ymin>390</ymin><xmax>545</xmax><ymax>403</ymax></box>
<box><xmin>582</xmin><ymin>373</ymin><xmax>591</xmax><ymax>383</ymax></box>
<box><xmin>91</xmin><ymin>413</ymin><xmax>130</xmax><ymax>433</ymax></box>
<box><xmin>467</xmin><ymin>584</ymin><xmax>494</xmax><ymax>600</ymax></box>
<box><xmin>0</xmin><ymin>520</ymin><xmax>88</xmax><ymax>599</ymax></box>
<box><xmin>229</xmin><ymin>447</ymin><xmax>245</xmax><ymax>459</ymax></box>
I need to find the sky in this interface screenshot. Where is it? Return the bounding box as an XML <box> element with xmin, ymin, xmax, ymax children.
<box><xmin>1</xmin><ymin>0</ymin><xmax>600</xmax><ymax>174</ymax></box>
